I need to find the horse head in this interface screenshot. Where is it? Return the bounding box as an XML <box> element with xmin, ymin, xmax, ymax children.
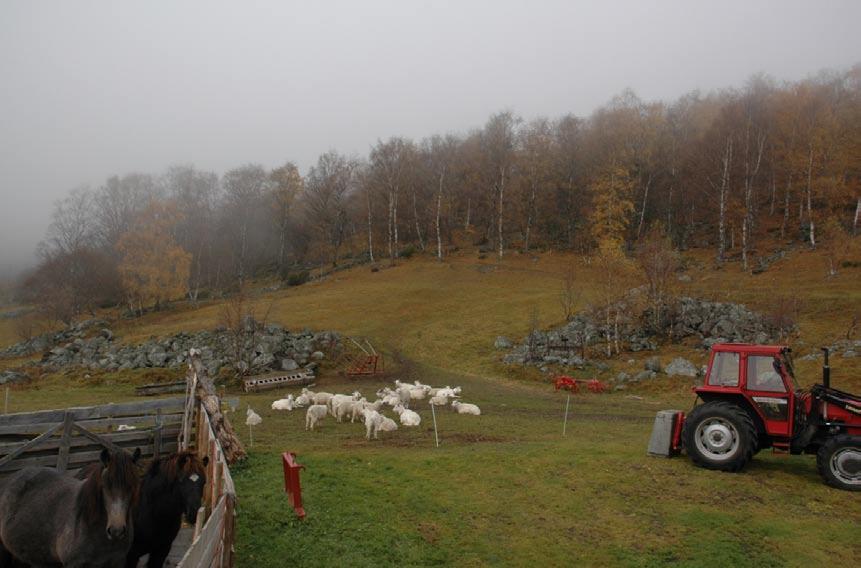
<box><xmin>96</xmin><ymin>447</ymin><xmax>141</xmax><ymax>541</ymax></box>
<box><xmin>171</xmin><ymin>452</ymin><xmax>209</xmax><ymax>523</ymax></box>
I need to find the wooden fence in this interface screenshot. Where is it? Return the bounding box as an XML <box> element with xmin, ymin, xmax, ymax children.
<box><xmin>0</xmin><ymin>398</ymin><xmax>185</xmax><ymax>476</ymax></box>
<box><xmin>176</xmin><ymin>401</ymin><xmax>237</xmax><ymax>567</ymax></box>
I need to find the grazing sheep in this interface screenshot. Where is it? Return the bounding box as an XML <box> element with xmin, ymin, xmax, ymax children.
<box><xmin>392</xmin><ymin>404</ymin><xmax>421</xmax><ymax>426</ymax></box>
<box><xmin>451</xmin><ymin>401</ymin><xmax>481</xmax><ymax>416</ymax></box>
<box><xmin>305</xmin><ymin>404</ymin><xmax>329</xmax><ymax>430</ymax></box>
<box><xmin>329</xmin><ymin>393</ymin><xmax>355</xmax><ymax>416</ymax></box>
<box><xmin>271</xmin><ymin>394</ymin><xmax>295</xmax><ymax>411</ymax></box>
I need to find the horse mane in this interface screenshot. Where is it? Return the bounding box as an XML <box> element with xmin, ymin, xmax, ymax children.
<box><xmin>146</xmin><ymin>450</ymin><xmax>207</xmax><ymax>484</ymax></box>
<box><xmin>77</xmin><ymin>449</ymin><xmax>139</xmax><ymax>521</ymax></box>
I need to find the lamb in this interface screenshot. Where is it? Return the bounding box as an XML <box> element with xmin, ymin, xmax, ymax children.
<box><xmin>305</xmin><ymin>404</ymin><xmax>329</xmax><ymax>430</ymax></box>
<box><xmin>392</xmin><ymin>403</ymin><xmax>421</xmax><ymax>426</ymax></box>
<box><xmin>451</xmin><ymin>400</ymin><xmax>481</xmax><ymax>416</ymax></box>
<box><xmin>271</xmin><ymin>394</ymin><xmax>295</xmax><ymax>411</ymax></box>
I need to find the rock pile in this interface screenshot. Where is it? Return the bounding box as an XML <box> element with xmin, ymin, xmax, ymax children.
<box><xmin>0</xmin><ymin>318</ymin><xmax>112</xmax><ymax>359</ymax></box>
<box><xmin>502</xmin><ymin>295</ymin><xmax>786</xmax><ymax>368</ymax></box>
<box><xmin>0</xmin><ymin>319</ymin><xmax>340</xmax><ymax>378</ymax></box>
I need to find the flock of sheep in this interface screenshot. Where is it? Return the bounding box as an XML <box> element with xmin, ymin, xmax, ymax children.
<box><xmin>270</xmin><ymin>379</ymin><xmax>481</xmax><ymax>440</ymax></box>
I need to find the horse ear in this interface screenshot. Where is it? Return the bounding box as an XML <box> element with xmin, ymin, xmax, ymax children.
<box><xmin>202</xmin><ymin>456</ymin><xmax>210</xmax><ymax>467</ymax></box>
<box><xmin>100</xmin><ymin>448</ymin><xmax>110</xmax><ymax>466</ymax></box>
<box><xmin>132</xmin><ymin>447</ymin><xmax>142</xmax><ymax>463</ymax></box>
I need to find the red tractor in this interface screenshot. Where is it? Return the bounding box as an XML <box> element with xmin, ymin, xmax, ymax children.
<box><xmin>662</xmin><ymin>343</ymin><xmax>861</xmax><ymax>491</ymax></box>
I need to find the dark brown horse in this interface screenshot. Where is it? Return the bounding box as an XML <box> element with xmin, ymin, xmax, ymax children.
<box><xmin>126</xmin><ymin>451</ymin><xmax>208</xmax><ymax>568</ymax></box>
<box><xmin>0</xmin><ymin>447</ymin><xmax>141</xmax><ymax>568</ymax></box>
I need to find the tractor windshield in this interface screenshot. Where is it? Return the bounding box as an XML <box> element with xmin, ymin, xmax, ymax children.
<box><xmin>780</xmin><ymin>352</ymin><xmax>800</xmax><ymax>390</ymax></box>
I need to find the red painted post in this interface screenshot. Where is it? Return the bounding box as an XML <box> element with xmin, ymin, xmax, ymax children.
<box><xmin>282</xmin><ymin>452</ymin><xmax>306</xmax><ymax>519</ymax></box>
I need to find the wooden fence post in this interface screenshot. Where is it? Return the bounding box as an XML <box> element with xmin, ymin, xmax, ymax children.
<box><xmin>56</xmin><ymin>411</ymin><xmax>74</xmax><ymax>472</ymax></box>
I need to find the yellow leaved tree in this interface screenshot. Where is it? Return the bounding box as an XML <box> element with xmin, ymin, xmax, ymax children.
<box><xmin>589</xmin><ymin>164</ymin><xmax>636</xmax><ymax>249</ymax></box>
<box><xmin>117</xmin><ymin>201</ymin><xmax>192</xmax><ymax>314</ymax></box>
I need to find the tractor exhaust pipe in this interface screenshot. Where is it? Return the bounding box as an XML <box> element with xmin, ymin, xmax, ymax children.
<box><xmin>821</xmin><ymin>347</ymin><xmax>830</xmax><ymax>389</ymax></box>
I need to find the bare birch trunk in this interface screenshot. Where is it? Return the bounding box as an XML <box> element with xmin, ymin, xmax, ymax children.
<box><xmin>464</xmin><ymin>198</ymin><xmax>471</xmax><ymax>231</ymax></box>
<box><xmin>412</xmin><ymin>190</ymin><xmax>425</xmax><ymax>251</ymax></box>
<box><xmin>718</xmin><ymin>137</ymin><xmax>732</xmax><ymax>262</ymax></box>
<box><xmin>497</xmin><ymin>166</ymin><xmax>506</xmax><ymax>260</ymax></box>
<box><xmin>636</xmin><ymin>174</ymin><xmax>652</xmax><ymax>240</ymax></box>
<box><xmin>436</xmin><ymin>170</ymin><xmax>444</xmax><ymax>260</ymax></box>
<box><xmin>523</xmin><ymin>177</ymin><xmax>537</xmax><ymax>253</ymax></box>
<box><xmin>806</xmin><ymin>145</ymin><xmax>815</xmax><ymax>248</ymax></box>
<box><xmin>367</xmin><ymin>189</ymin><xmax>374</xmax><ymax>263</ymax></box>
<box><xmin>780</xmin><ymin>174</ymin><xmax>792</xmax><ymax>239</ymax></box>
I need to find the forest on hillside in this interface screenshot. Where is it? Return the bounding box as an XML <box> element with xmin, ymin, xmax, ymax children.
<box><xmin>16</xmin><ymin>65</ymin><xmax>861</xmax><ymax>322</ymax></box>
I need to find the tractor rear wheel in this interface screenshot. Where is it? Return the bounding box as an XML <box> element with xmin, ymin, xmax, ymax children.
<box><xmin>816</xmin><ymin>435</ymin><xmax>861</xmax><ymax>491</ymax></box>
<box><xmin>682</xmin><ymin>401</ymin><xmax>757</xmax><ymax>472</ymax></box>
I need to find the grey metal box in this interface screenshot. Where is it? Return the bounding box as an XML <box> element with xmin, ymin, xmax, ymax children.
<box><xmin>648</xmin><ymin>410</ymin><xmax>682</xmax><ymax>457</ymax></box>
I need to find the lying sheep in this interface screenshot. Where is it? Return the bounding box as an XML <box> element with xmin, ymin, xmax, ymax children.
<box><xmin>408</xmin><ymin>385</ymin><xmax>430</xmax><ymax>401</ymax></box>
<box><xmin>377</xmin><ymin>416</ymin><xmax>398</xmax><ymax>433</ymax></box>
<box><xmin>305</xmin><ymin>404</ymin><xmax>329</xmax><ymax>430</ymax></box>
<box><xmin>429</xmin><ymin>394</ymin><xmax>452</xmax><ymax>406</ymax></box>
<box><xmin>295</xmin><ymin>393</ymin><xmax>311</xmax><ymax>407</ymax></box>
<box><xmin>392</xmin><ymin>403</ymin><xmax>421</xmax><ymax>426</ymax></box>
<box><xmin>451</xmin><ymin>400</ymin><xmax>481</xmax><ymax>416</ymax></box>
<box><xmin>271</xmin><ymin>394</ymin><xmax>295</xmax><ymax>411</ymax></box>
<box><xmin>430</xmin><ymin>386</ymin><xmax>462</xmax><ymax>398</ymax></box>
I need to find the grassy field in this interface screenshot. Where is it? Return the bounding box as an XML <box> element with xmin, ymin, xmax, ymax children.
<box><xmin>0</xmin><ymin>247</ymin><xmax>860</xmax><ymax>566</ymax></box>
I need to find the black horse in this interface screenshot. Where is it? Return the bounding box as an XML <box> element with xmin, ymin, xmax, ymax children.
<box><xmin>0</xmin><ymin>447</ymin><xmax>141</xmax><ymax>568</ymax></box>
<box><xmin>126</xmin><ymin>451</ymin><xmax>208</xmax><ymax>568</ymax></box>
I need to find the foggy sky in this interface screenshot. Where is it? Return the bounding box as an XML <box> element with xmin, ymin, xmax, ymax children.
<box><xmin>2</xmin><ymin>0</ymin><xmax>860</xmax><ymax>277</ymax></box>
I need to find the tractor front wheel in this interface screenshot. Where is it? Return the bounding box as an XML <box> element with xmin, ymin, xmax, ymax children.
<box><xmin>816</xmin><ymin>435</ymin><xmax>861</xmax><ymax>491</ymax></box>
<box><xmin>682</xmin><ymin>401</ymin><xmax>757</xmax><ymax>472</ymax></box>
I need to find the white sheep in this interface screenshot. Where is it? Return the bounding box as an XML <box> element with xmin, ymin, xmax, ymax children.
<box><xmin>392</xmin><ymin>403</ymin><xmax>421</xmax><ymax>426</ymax></box>
<box><xmin>377</xmin><ymin>415</ymin><xmax>398</xmax><ymax>433</ymax></box>
<box><xmin>408</xmin><ymin>385</ymin><xmax>430</xmax><ymax>401</ymax></box>
<box><xmin>396</xmin><ymin>386</ymin><xmax>412</xmax><ymax>407</ymax></box>
<box><xmin>116</xmin><ymin>424</ymin><xmax>136</xmax><ymax>432</ymax></box>
<box><xmin>311</xmin><ymin>391</ymin><xmax>334</xmax><ymax>405</ymax></box>
<box><xmin>451</xmin><ymin>400</ymin><xmax>481</xmax><ymax>416</ymax></box>
<box><xmin>429</xmin><ymin>394</ymin><xmax>451</xmax><ymax>407</ymax></box>
<box><xmin>245</xmin><ymin>407</ymin><xmax>262</xmax><ymax>426</ymax></box>
<box><xmin>328</xmin><ymin>393</ymin><xmax>356</xmax><ymax>416</ymax></box>
<box><xmin>271</xmin><ymin>394</ymin><xmax>295</xmax><ymax>411</ymax></box>
<box><xmin>295</xmin><ymin>393</ymin><xmax>311</xmax><ymax>407</ymax></box>
<box><xmin>431</xmin><ymin>386</ymin><xmax>462</xmax><ymax>398</ymax></box>
<box><xmin>361</xmin><ymin>409</ymin><xmax>382</xmax><ymax>440</ymax></box>
<box><xmin>305</xmin><ymin>404</ymin><xmax>329</xmax><ymax>430</ymax></box>
<box><xmin>352</xmin><ymin>399</ymin><xmax>383</xmax><ymax>422</ymax></box>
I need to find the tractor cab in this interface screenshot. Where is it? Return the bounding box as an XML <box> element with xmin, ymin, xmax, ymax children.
<box><xmin>695</xmin><ymin>344</ymin><xmax>800</xmax><ymax>440</ymax></box>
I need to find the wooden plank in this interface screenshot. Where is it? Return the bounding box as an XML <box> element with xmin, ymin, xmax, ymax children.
<box><xmin>0</xmin><ymin>422</ymin><xmax>62</xmax><ymax>468</ymax></box>
<box><xmin>0</xmin><ymin>425</ymin><xmax>182</xmax><ymax>455</ymax></box>
<box><xmin>135</xmin><ymin>381</ymin><xmax>187</xmax><ymax>396</ymax></box>
<box><xmin>0</xmin><ymin>442</ymin><xmax>179</xmax><ymax>473</ymax></box>
<box><xmin>0</xmin><ymin>398</ymin><xmax>186</xmax><ymax>427</ymax></box>
<box><xmin>221</xmin><ymin>493</ymin><xmax>236</xmax><ymax>568</ymax></box>
<box><xmin>56</xmin><ymin>411</ymin><xmax>74</xmax><ymax>471</ymax></box>
<box><xmin>72</xmin><ymin>423</ymin><xmax>124</xmax><ymax>454</ymax></box>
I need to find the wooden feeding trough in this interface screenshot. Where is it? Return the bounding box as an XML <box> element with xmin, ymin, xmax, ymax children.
<box><xmin>243</xmin><ymin>370</ymin><xmax>315</xmax><ymax>393</ymax></box>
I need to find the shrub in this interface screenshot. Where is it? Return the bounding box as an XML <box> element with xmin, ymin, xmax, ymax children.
<box><xmin>400</xmin><ymin>245</ymin><xmax>417</xmax><ymax>259</ymax></box>
<box><xmin>287</xmin><ymin>271</ymin><xmax>310</xmax><ymax>287</ymax></box>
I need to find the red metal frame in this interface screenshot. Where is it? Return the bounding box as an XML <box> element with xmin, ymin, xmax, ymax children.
<box><xmin>282</xmin><ymin>452</ymin><xmax>306</xmax><ymax>519</ymax></box>
<box><xmin>347</xmin><ymin>354</ymin><xmax>383</xmax><ymax>376</ymax></box>
<box><xmin>554</xmin><ymin>376</ymin><xmax>607</xmax><ymax>393</ymax></box>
